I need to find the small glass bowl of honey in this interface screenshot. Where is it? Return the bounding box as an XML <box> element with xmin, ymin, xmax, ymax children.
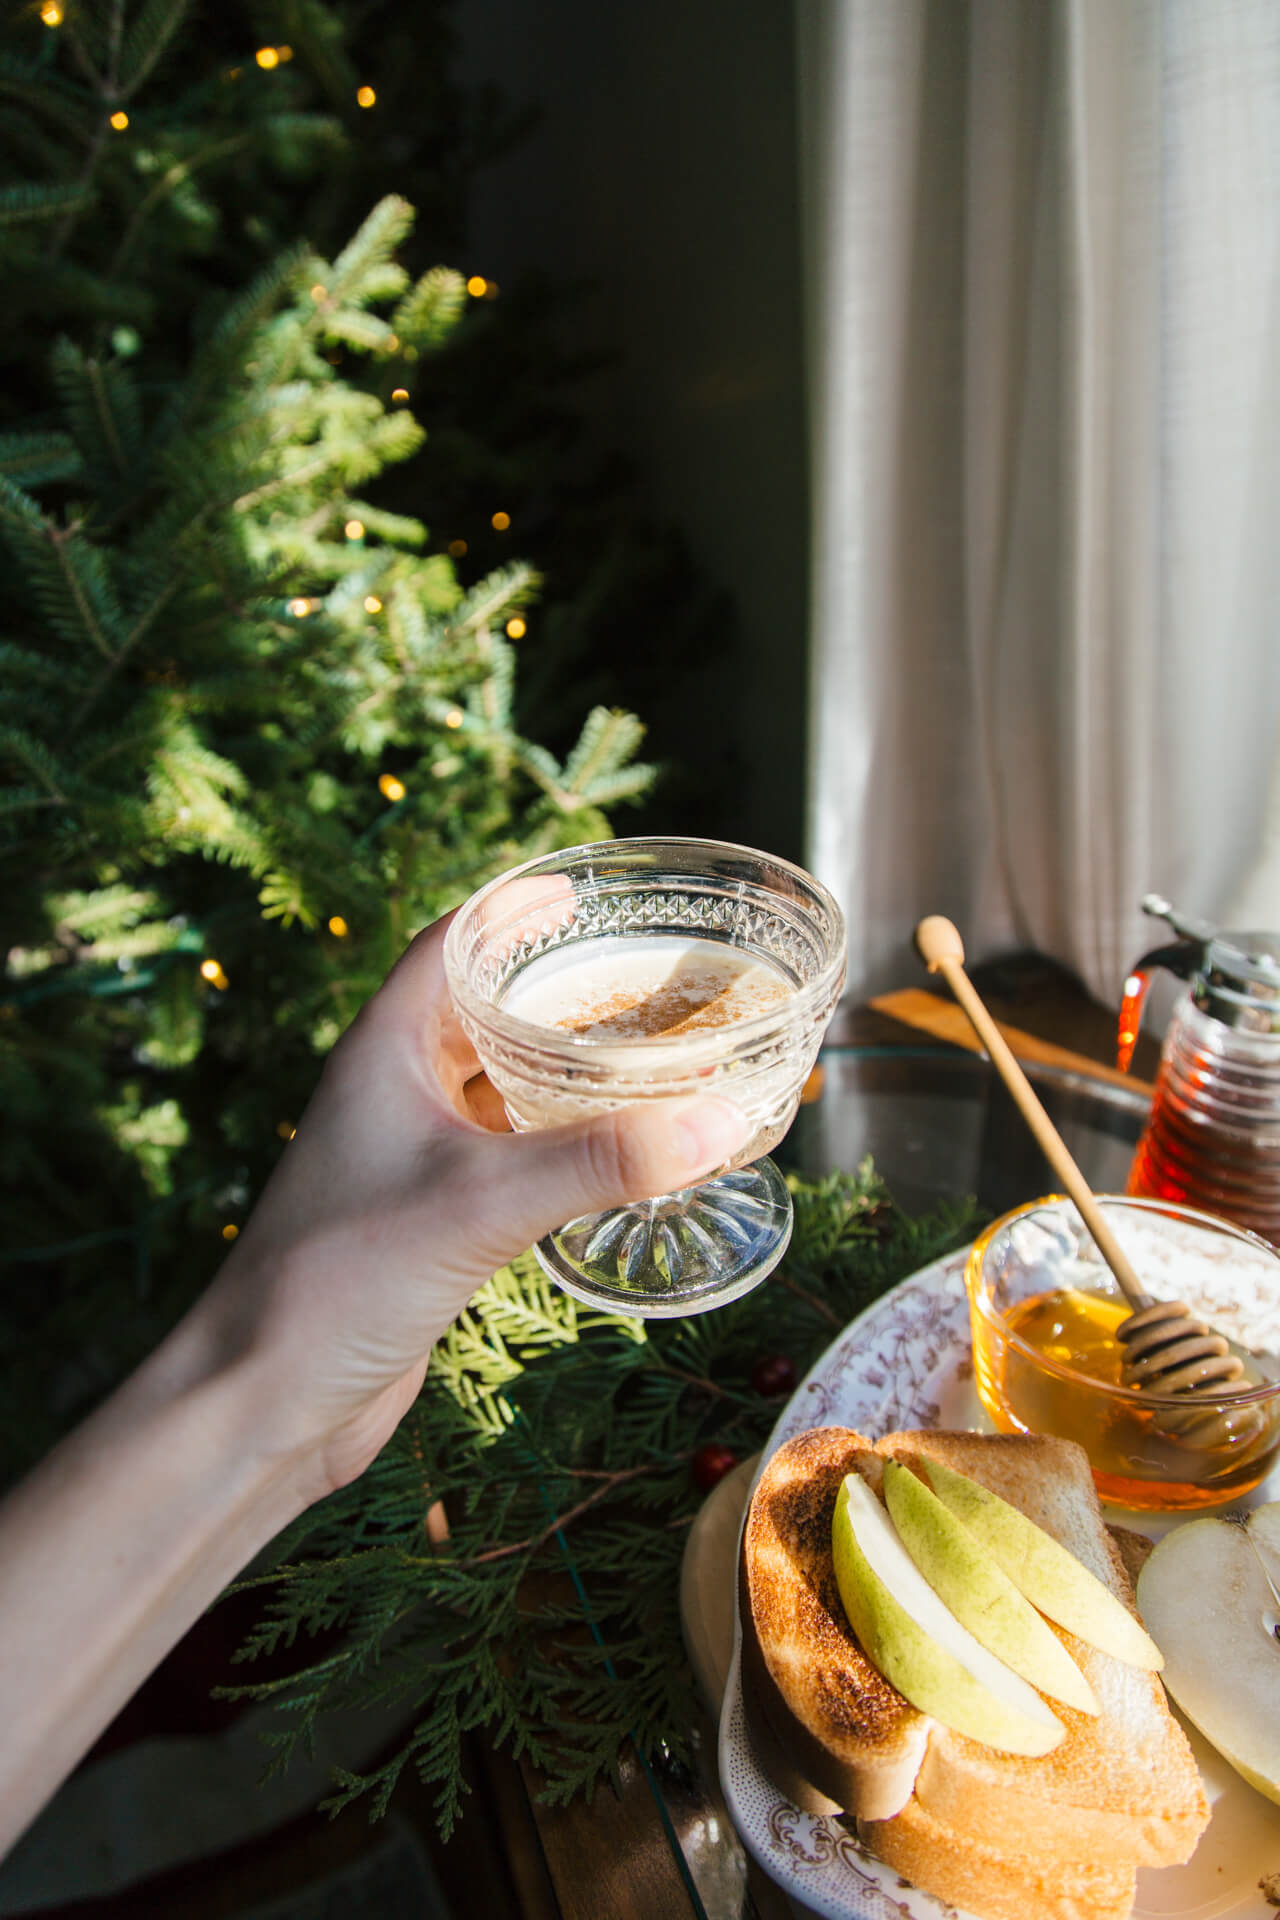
<box><xmin>965</xmin><ymin>1195</ymin><xmax>1280</xmax><ymax>1511</ymax></box>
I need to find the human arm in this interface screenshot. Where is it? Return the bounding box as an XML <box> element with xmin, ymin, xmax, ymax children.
<box><xmin>0</xmin><ymin>913</ymin><xmax>748</xmax><ymax>1852</ymax></box>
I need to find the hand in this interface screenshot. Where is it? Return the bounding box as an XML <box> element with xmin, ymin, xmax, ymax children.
<box><xmin>199</xmin><ymin>911</ymin><xmax>750</xmax><ymax>1501</ymax></box>
<box><xmin>0</xmin><ymin>909</ymin><xmax>753</xmax><ymax>1853</ymax></box>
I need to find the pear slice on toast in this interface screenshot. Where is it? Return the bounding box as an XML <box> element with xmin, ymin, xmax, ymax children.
<box><xmin>918</xmin><ymin>1455</ymin><xmax>1162</xmax><ymax>1670</ymax></box>
<box><xmin>832</xmin><ymin>1473</ymin><xmax>1064</xmax><ymax>1755</ymax></box>
<box><xmin>883</xmin><ymin>1460</ymin><xmax>1098</xmax><ymax>1713</ymax></box>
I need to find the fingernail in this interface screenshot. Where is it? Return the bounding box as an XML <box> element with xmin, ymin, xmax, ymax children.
<box><xmin>673</xmin><ymin>1097</ymin><xmax>751</xmax><ymax>1174</ymax></box>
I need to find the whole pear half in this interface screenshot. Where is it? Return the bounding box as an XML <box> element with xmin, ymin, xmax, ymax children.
<box><xmin>1136</xmin><ymin>1502</ymin><xmax>1280</xmax><ymax>1805</ymax></box>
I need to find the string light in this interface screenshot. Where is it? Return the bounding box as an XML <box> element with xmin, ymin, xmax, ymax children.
<box><xmin>363</xmin><ymin>594</ymin><xmax>382</xmax><ymax>613</ymax></box>
<box><xmin>344</xmin><ymin>519</ymin><xmax>365</xmax><ymax>540</ymax></box>
<box><xmin>444</xmin><ymin>708</ymin><xmax>464</xmax><ymax>730</ymax></box>
<box><xmin>221</xmin><ymin>1223</ymin><xmax>240</xmax><ymax>1242</ymax></box>
<box><xmin>40</xmin><ymin>1</ymin><xmax>63</xmax><ymax>24</ymax></box>
<box><xmin>391</xmin><ymin>387</ymin><xmax>409</xmax><ymax>403</ymax></box>
<box><xmin>378</xmin><ymin>773</ymin><xmax>406</xmax><ymax>802</ymax></box>
<box><xmin>466</xmin><ymin>275</ymin><xmax>487</xmax><ymax>298</ymax></box>
<box><xmin>491</xmin><ymin>511</ymin><xmax>511</xmax><ymax>532</ymax></box>
<box><xmin>328</xmin><ymin>915</ymin><xmax>349</xmax><ymax>937</ymax></box>
<box><xmin>447</xmin><ymin>538</ymin><xmax>467</xmax><ymax>558</ymax></box>
<box><xmin>255</xmin><ymin>46</ymin><xmax>279</xmax><ymax>68</ymax></box>
<box><xmin>277</xmin><ymin>44</ymin><xmax>293</xmax><ymax>61</ymax></box>
<box><xmin>109</xmin><ymin>110</ymin><xmax>129</xmax><ymax>130</ymax></box>
<box><xmin>276</xmin><ymin>1120</ymin><xmax>295</xmax><ymax>1140</ymax></box>
<box><xmin>200</xmin><ymin>957</ymin><xmax>229</xmax><ymax>990</ymax></box>
<box><xmin>505</xmin><ymin>616</ymin><xmax>526</xmax><ymax>639</ymax></box>
<box><xmin>310</xmin><ymin>284</ymin><xmax>327</xmax><ymax>302</ymax></box>
<box><xmin>356</xmin><ymin>84</ymin><xmax>376</xmax><ymax>107</ymax></box>
<box><xmin>288</xmin><ymin>596</ymin><xmax>311</xmax><ymax>616</ymax></box>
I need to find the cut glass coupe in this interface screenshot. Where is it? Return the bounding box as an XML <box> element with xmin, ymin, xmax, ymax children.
<box><xmin>444</xmin><ymin>837</ymin><xmax>846</xmax><ymax>1315</ymax></box>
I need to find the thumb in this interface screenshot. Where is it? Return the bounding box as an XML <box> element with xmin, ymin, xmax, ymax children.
<box><xmin>470</xmin><ymin>1096</ymin><xmax>751</xmax><ymax>1263</ymax></box>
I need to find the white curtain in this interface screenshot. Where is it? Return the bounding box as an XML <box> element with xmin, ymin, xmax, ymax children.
<box><xmin>800</xmin><ymin>0</ymin><xmax>1280</xmax><ymax>1006</ymax></box>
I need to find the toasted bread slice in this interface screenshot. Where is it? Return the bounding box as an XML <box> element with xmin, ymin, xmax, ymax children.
<box><xmin>863</xmin><ymin>1795</ymin><xmax>1138</xmax><ymax>1920</ymax></box>
<box><xmin>739</xmin><ymin>1426</ymin><xmax>930</xmax><ymax>1819</ymax></box>
<box><xmin>878</xmin><ymin>1432</ymin><xmax>1208</xmax><ymax>1869</ymax></box>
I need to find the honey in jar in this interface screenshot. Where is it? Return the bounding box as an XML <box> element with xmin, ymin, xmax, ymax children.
<box><xmin>965</xmin><ymin>1196</ymin><xmax>1280</xmax><ymax>1511</ymax></box>
<box><xmin>1117</xmin><ymin>903</ymin><xmax>1280</xmax><ymax>1247</ymax></box>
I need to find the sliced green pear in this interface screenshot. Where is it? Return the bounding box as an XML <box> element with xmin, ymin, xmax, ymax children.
<box><xmin>919</xmin><ymin>1456</ymin><xmax>1162</xmax><ymax>1671</ymax></box>
<box><xmin>882</xmin><ymin>1460</ymin><xmax>1098</xmax><ymax>1714</ymax></box>
<box><xmin>1137</xmin><ymin>1502</ymin><xmax>1280</xmax><ymax>1805</ymax></box>
<box><xmin>831</xmin><ymin>1472</ymin><xmax>1065</xmax><ymax>1755</ymax></box>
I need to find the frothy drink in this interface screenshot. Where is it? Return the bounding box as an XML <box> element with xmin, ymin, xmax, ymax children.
<box><xmin>500</xmin><ymin>935</ymin><xmax>793</xmax><ymax>1042</ymax></box>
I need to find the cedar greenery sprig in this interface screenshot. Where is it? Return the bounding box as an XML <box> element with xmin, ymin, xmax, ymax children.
<box><xmin>224</xmin><ymin>1167</ymin><xmax>981</xmax><ymax>1836</ymax></box>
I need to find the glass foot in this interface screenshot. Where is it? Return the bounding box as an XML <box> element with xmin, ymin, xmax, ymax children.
<box><xmin>533</xmin><ymin>1157</ymin><xmax>794</xmax><ymax>1317</ymax></box>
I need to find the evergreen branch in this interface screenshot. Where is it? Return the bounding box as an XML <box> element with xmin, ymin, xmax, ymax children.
<box><xmin>460</xmin><ymin>1461</ymin><xmax>662</xmax><ymax>1567</ymax></box>
<box><xmin>328</xmin><ymin>194</ymin><xmax>415</xmax><ymax>292</ymax></box>
<box><xmin>107</xmin><ymin>132</ymin><xmax>255</xmax><ymax>281</ymax></box>
<box><xmin>0</xmin><ymin>57</ymin><xmax>98</xmax><ymax>143</ymax></box>
<box><xmin>0</xmin><ymin>432</ymin><xmax>82</xmax><ymax>487</ymax></box>
<box><xmin>85</xmin><ymin>357</ymin><xmax>127</xmax><ymax>479</ymax></box>
<box><xmin>0</xmin><ymin>472</ymin><xmax>44</xmax><ymax>528</ymax></box>
<box><xmin>0</xmin><ymin>182</ymin><xmax>95</xmax><ymax>230</ymax></box>
<box><xmin>448</xmin><ymin>563</ymin><xmax>539</xmax><ymax>639</ymax></box>
<box><xmin>42</xmin><ymin>524</ymin><xmax>117</xmax><ymax>662</ymax></box>
<box><xmin>391</xmin><ymin>266</ymin><xmax>467</xmax><ymax>351</ymax></box>
<box><xmin>118</xmin><ymin>0</ymin><xmax>192</xmax><ymax>99</ymax></box>
<box><xmin>69</xmin><ymin>576</ymin><xmax>183</xmax><ymax>729</ymax></box>
<box><xmin>0</xmin><ymin>726</ymin><xmax>68</xmax><ymax>801</ymax></box>
<box><xmin>58</xmin><ymin>15</ymin><xmax>106</xmax><ymax>94</ymax></box>
<box><xmin>561</xmin><ymin>707</ymin><xmax>646</xmax><ymax>796</ymax></box>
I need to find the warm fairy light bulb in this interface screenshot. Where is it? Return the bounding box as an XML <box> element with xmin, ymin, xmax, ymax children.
<box><xmin>491</xmin><ymin>511</ymin><xmax>511</xmax><ymax>531</ymax></box>
<box><xmin>328</xmin><ymin>915</ymin><xmax>349</xmax><ymax>937</ymax></box>
<box><xmin>505</xmin><ymin>616</ymin><xmax>526</xmax><ymax>639</ymax></box>
<box><xmin>466</xmin><ymin>275</ymin><xmax>487</xmax><ymax>298</ymax></box>
<box><xmin>391</xmin><ymin>387</ymin><xmax>409</xmax><ymax>403</ymax></box>
<box><xmin>310</xmin><ymin>284</ymin><xmax>326</xmax><ymax>301</ymax></box>
<box><xmin>344</xmin><ymin>519</ymin><xmax>365</xmax><ymax>540</ymax></box>
<box><xmin>221</xmin><ymin>1223</ymin><xmax>240</xmax><ymax>1242</ymax></box>
<box><xmin>40</xmin><ymin>1</ymin><xmax>63</xmax><ymax>24</ymax></box>
<box><xmin>200</xmin><ymin>958</ymin><xmax>222</xmax><ymax>981</ymax></box>
<box><xmin>444</xmin><ymin>708</ymin><xmax>464</xmax><ymax>730</ymax></box>
<box><xmin>276</xmin><ymin>1120</ymin><xmax>295</xmax><ymax>1140</ymax></box>
<box><xmin>363</xmin><ymin>594</ymin><xmax>382</xmax><ymax>613</ymax></box>
<box><xmin>288</xmin><ymin>596</ymin><xmax>310</xmax><ymax>616</ymax></box>
<box><xmin>447</xmin><ymin>538</ymin><xmax>467</xmax><ymax>558</ymax></box>
<box><xmin>109</xmin><ymin>110</ymin><xmax>129</xmax><ymax>130</ymax></box>
<box><xmin>255</xmin><ymin>46</ymin><xmax>279</xmax><ymax>68</ymax></box>
<box><xmin>276</xmin><ymin>44</ymin><xmax>293</xmax><ymax>60</ymax></box>
<box><xmin>356</xmin><ymin>84</ymin><xmax>376</xmax><ymax>107</ymax></box>
<box><xmin>378</xmin><ymin>773</ymin><xmax>406</xmax><ymax>802</ymax></box>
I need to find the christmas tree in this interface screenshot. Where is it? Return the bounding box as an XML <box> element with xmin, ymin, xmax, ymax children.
<box><xmin>0</xmin><ymin>0</ymin><xmax>657</xmax><ymax>1476</ymax></box>
<box><xmin>0</xmin><ymin>0</ymin><xmax>938</xmax><ymax>1837</ymax></box>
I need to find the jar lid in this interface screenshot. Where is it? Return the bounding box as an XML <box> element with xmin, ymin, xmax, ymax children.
<box><xmin>1194</xmin><ymin>932</ymin><xmax>1280</xmax><ymax>1033</ymax></box>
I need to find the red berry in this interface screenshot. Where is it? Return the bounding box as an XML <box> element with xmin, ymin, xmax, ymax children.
<box><xmin>692</xmin><ymin>1442</ymin><xmax>738</xmax><ymax>1492</ymax></box>
<box><xmin>751</xmin><ymin>1353</ymin><xmax>797</xmax><ymax>1397</ymax></box>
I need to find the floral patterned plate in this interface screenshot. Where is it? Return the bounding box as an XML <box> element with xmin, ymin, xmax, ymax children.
<box><xmin>716</xmin><ymin>1247</ymin><xmax>1280</xmax><ymax>1920</ymax></box>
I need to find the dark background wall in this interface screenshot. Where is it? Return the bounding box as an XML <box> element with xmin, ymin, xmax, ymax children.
<box><xmin>454</xmin><ymin>0</ymin><xmax>810</xmax><ymax>861</ymax></box>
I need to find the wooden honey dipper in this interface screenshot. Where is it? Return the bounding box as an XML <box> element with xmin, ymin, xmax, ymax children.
<box><xmin>915</xmin><ymin>917</ymin><xmax>1251</xmax><ymax>1432</ymax></box>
